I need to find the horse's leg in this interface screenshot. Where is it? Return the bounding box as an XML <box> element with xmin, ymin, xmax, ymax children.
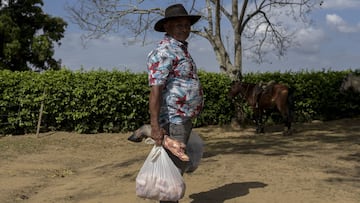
<box><xmin>279</xmin><ymin>95</ymin><xmax>293</xmax><ymax>136</ymax></box>
<box><xmin>275</xmin><ymin>98</ymin><xmax>289</xmax><ymax>135</ymax></box>
<box><xmin>283</xmin><ymin>110</ymin><xmax>291</xmax><ymax>136</ymax></box>
<box><xmin>260</xmin><ymin>109</ymin><xmax>265</xmax><ymax>133</ymax></box>
<box><xmin>263</xmin><ymin>110</ymin><xmax>272</xmax><ymax>133</ymax></box>
<box><xmin>286</xmin><ymin>89</ymin><xmax>295</xmax><ymax>135</ymax></box>
<box><xmin>253</xmin><ymin>108</ymin><xmax>262</xmax><ymax>134</ymax></box>
<box><xmin>257</xmin><ymin>108</ymin><xmax>265</xmax><ymax>134</ymax></box>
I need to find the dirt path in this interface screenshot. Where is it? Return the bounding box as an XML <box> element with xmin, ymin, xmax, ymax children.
<box><xmin>0</xmin><ymin>118</ymin><xmax>359</xmax><ymax>203</ymax></box>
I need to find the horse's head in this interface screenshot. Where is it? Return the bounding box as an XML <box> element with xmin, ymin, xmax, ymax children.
<box><xmin>228</xmin><ymin>81</ymin><xmax>243</xmax><ymax>98</ymax></box>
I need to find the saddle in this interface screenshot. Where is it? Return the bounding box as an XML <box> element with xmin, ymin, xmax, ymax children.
<box><xmin>254</xmin><ymin>81</ymin><xmax>276</xmax><ymax>107</ymax></box>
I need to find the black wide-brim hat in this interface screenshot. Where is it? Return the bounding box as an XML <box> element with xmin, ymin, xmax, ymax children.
<box><xmin>154</xmin><ymin>4</ymin><xmax>201</xmax><ymax>32</ymax></box>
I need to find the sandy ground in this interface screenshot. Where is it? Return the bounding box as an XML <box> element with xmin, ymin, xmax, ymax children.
<box><xmin>0</xmin><ymin>118</ymin><xmax>359</xmax><ymax>203</ymax></box>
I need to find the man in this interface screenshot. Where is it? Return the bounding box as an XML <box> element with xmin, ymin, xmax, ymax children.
<box><xmin>147</xmin><ymin>4</ymin><xmax>204</xmax><ymax>203</ymax></box>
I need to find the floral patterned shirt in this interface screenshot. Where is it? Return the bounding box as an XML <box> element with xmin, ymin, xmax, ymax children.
<box><xmin>147</xmin><ymin>34</ymin><xmax>204</xmax><ymax>125</ymax></box>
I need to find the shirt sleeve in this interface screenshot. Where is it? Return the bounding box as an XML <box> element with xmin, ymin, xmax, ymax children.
<box><xmin>147</xmin><ymin>48</ymin><xmax>173</xmax><ymax>86</ymax></box>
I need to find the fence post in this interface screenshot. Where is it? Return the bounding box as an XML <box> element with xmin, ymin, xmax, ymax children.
<box><xmin>36</xmin><ymin>89</ymin><xmax>46</xmax><ymax>137</ymax></box>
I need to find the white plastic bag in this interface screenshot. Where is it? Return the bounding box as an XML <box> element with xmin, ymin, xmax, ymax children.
<box><xmin>136</xmin><ymin>146</ymin><xmax>186</xmax><ymax>201</ymax></box>
<box><xmin>185</xmin><ymin>132</ymin><xmax>204</xmax><ymax>173</ymax></box>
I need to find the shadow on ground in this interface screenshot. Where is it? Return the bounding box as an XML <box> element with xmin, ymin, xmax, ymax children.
<box><xmin>195</xmin><ymin>117</ymin><xmax>360</xmax><ymax>196</ymax></box>
<box><xmin>189</xmin><ymin>182</ymin><xmax>267</xmax><ymax>203</ymax></box>
<box><xmin>200</xmin><ymin>117</ymin><xmax>360</xmax><ymax>159</ymax></box>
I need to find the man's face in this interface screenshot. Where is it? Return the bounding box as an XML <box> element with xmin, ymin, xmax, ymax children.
<box><xmin>164</xmin><ymin>17</ymin><xmax>191</xmax><ymax>42</ymax></box>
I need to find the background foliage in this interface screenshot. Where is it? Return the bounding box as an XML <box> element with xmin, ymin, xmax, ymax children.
<box><xmin>0</xmin><ymin>0</ymin><xmax>67</xmax><ymax>71</ymax></box>
<box><xmin>0</xmin><ymin>69</ymin><xmax>358</xmax><ymax>135</ymax></box>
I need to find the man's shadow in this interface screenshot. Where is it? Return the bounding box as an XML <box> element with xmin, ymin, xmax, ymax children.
<box><xmin>189</xmin><ymin>182</ymin><xmax>267</xmax><ymax>203</ymax></box>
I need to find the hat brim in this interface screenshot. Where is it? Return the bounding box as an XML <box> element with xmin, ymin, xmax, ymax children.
<box><xmin>154</xmin><ymin>15</ymin><xmax>201</xmax><ymax>32</ymax></box>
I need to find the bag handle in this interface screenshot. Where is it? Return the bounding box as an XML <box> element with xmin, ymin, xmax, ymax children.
<box><xmin>150</xmin><ymin>146</ymin><xmax>162</xmax><ymax>162</ymax></box>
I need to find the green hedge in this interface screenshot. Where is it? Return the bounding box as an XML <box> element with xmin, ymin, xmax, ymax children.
<box><xmin>0</xmin><ymin>69</ymin><xmax>359</xmax><ymax>135</ymax></box>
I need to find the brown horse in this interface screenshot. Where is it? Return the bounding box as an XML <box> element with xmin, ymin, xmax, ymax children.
<box><xmin>228</xmin><ymin>81</ymin><xmax>294</xmax><ymax>135</ymax></box>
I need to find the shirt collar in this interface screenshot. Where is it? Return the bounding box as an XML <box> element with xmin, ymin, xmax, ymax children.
<box><xmin>165</xmin><ymin>34</ymin><xmax>188</xmax><ymax>48</ymax></box>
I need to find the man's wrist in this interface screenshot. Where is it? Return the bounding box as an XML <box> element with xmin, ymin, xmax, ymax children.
<box><xmin>150</xmin><ymin>121</ymin><xmax>160</xmax><ymax>129</ymax></box>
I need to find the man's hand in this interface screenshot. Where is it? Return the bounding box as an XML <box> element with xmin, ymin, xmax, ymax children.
<box><xmin>151</xmin><ymin>126</ymin><xmax>165</xmax><ymax>146</ymax></box>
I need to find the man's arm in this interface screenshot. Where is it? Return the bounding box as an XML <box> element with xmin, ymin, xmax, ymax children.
<box><xmin>149</xmin><ymin>85</ymin><xmax>164</xmax><ymax>145</ymax></box>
